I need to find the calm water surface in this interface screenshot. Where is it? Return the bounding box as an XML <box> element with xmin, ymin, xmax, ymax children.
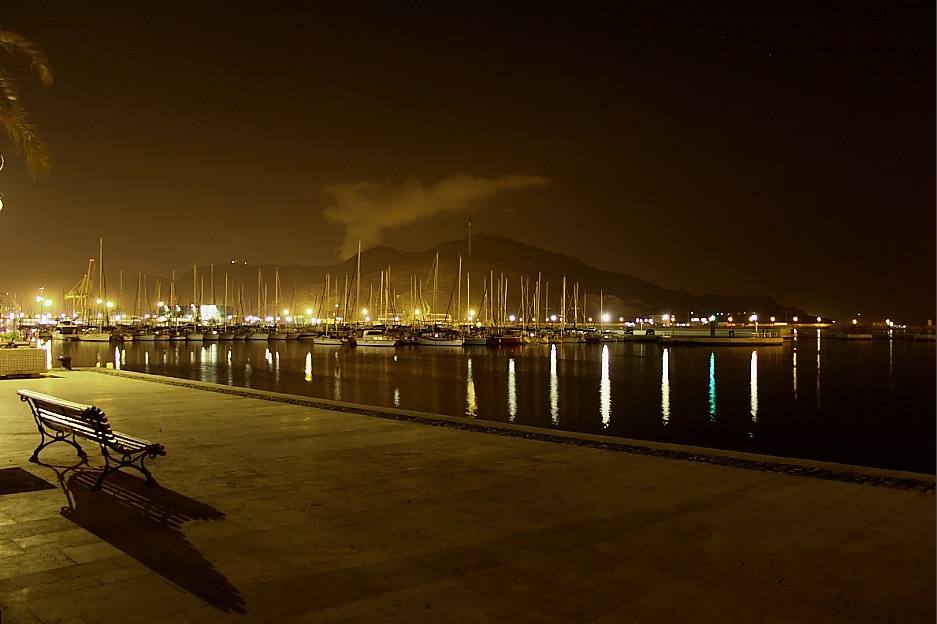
<box><xmin>49</xmin><ymin>334</ymin><xmax>935</xmax><ymax>474</ymax></box>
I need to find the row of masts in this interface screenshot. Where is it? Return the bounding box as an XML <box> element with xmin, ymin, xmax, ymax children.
<box><xmin>61</xmin><ymin>242</ymin><xmax>600</xmax><ymax>330</ymax></box>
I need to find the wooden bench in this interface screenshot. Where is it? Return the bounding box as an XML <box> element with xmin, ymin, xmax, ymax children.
<box><xmin>18</xmin><ymin>389</ymin><xmax>167</xmax><ymax>490</ymax></box>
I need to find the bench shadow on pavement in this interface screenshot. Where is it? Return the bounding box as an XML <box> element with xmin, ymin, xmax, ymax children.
<box><xmin>35</xmin><ymin>460</ymin><xmax>247</xmax><ymax>614</ymax></box>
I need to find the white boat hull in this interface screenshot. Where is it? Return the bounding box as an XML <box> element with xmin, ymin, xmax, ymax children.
<box><xmin>315</xmin><ymin>337</ymin><xmax>344</xmax><ymax>346</ymax></box>
<box><xmin>417</xmin><ymin>337</ymin><xmax>464</xmax><ymax>346</ymax></box>
<box><xmin>78</xmin><ymin>332</ymin><xmax>112</xmax><ymax>342</ymax></box>
<box><xmin>356</xmin><ymin>340</ymin><xmax>397</xmax><ymax>347</ymax></box>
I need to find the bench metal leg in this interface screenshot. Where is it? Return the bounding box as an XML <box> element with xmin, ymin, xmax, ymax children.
<box><xmin>91</xmin><ymin>452</ymin><xmax>160</xmax><ymax>491</ymax></box>
<box><xmin>29</xmin><ymin>435</ymin><xmax>88</xmax><ymax>464</ymax></box>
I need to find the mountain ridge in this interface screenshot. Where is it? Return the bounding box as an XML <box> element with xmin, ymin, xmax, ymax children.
<box><xmin>179</xmin><ymin>234</ymin><xmax>809</xmax><ymax>322</ymax></box>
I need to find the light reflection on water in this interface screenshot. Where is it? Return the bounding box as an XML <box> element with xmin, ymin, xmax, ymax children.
<box><xmin>466</xmin><ymin>358</ymin><xmax>478</xmax><ymax>418</ymax></box>
<box><xmin>661</xmin><ymin>348</ymin><xmax>670</xmax><ymax>426</ymax></box>
<box><xmin>46</xmin><ymin>336</ymin><xmax>936</xmax><ymax>473</ymax></box>
<box><xmin>708</xmin><ymin>352</ymin><xmax>716</xmax><ymax>422</ymax></box>
<box><xmin>600</xmin><ymin>344</ymin><xmax>611</xmax><ymax>428</ymax></box>
<box><xmin>507</xmin><ymin>357</ymin><xmax>517</xmax><ymax>423</ymax></box>
<box><xmin>750</xmin><ymin>350</ymin><xmax>758</xmax><ymax>428</ymax></box>
<box><xmin>792</xmin><ymin>345</ymin><xmax>797</xmax><ymax>400</ymax></box>
<box><xmin>816</xmin><ymin>329</ymin><xmax>821</xmax><ymax>407</ymax></box>
<box><xmin>549</xmin><ymin>345</ymin><xmax>559</xmax><ymax>425</ymax></box>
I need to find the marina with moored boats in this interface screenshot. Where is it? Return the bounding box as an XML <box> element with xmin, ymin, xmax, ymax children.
<box><xmin>2</xmin><ymin>236</ymin><xmax>932</xmax><ymax>350</ymax></box>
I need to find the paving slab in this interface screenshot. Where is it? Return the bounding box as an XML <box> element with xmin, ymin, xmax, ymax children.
<box><xmin>0</xmin><ymin>368</ymin><xmax>933</xmax><ymax>623</ymax></box>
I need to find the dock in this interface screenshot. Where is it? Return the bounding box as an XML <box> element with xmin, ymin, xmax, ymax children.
<box><xmin>660</xmin><ymin>335</ymin><xmax>784</xmax><ymax>346</ymax></box>
<box><xmin>1</xmin><ymin>368</ymin><xmax>933</xmax><ymax>622</ymax></box>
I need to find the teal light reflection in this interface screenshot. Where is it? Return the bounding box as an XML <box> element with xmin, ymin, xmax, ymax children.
<box><xmin>708</xmin><ymin>351</ymin><xmax>716</xmax><ymax>422</ymax></box>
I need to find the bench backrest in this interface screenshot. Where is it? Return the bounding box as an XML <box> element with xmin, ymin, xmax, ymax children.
<box><xmin>18</xmin><ymin>389</ymin><xmax>115</xmax><ymax>441</ymax></box>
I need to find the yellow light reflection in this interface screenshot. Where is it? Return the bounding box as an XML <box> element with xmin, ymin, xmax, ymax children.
<box><xmin>507</xmin><ymin>358</ymin><xmax>517</xmax><ymax>423</ymax></box>
<box><xmin>661</xmin><ymin>348</ymin><xmax>670</xmax><ymax>425</ymax></box>
<box><xmin>333</xmin><ymin>355</ymin><xmax>342</xmax><ymax>401</ymax></box>
<box><xmin>888</xmin><ymin>337</ymin><xmax>894</xmax><ymax>390</ymax></box>
<box><xmin>792</xmin><ymin>345</ymin><xmax>798</xmax><ymax>400</ymax></box>
<box><xmin>549</xmin><ymin>344</ymin><xmax>559</xmax><ymax>425</ymax></box>
<box><xmin>305</xmin><ymin>351</ymin><xmax>313</xmax><ymax>382</ymax></box>
<box><xmin>750</xmin><ymin>350</ymin><xmax>758</xmax><ymax>428</ymax></box>
<box><xmin>600</xmin><ymin>344</ymin><xmax>611</xmax><ymax>428</ymax></box>
<box><xmin>466</xmin><ymin>358</ymin><xmax>477</xmax><ymax>418</ymax></box>
<box><xmin>816</xmin><ymin>328</ymin><xmax>821</xmax><ymax>408</ymax></box>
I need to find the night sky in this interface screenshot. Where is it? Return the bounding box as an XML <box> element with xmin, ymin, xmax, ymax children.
<box><xmin>0</xmin><ymin>1</ymin><xmax>933</xmax><ymax>324</ymax></box>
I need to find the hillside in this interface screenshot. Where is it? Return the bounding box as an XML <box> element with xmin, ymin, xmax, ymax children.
<box><xmin>177</xmin><ymin>235</ymin><xmax>809</xmax><ymax>323</ymax></box>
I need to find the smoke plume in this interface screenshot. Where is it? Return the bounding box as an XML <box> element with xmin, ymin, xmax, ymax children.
<box><xmin>322</xmin><ymin>172</ymin><xmax>550</xmax><ymax>258</ymax></box>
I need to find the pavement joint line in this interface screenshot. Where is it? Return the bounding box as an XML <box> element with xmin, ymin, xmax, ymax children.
<box><xmin>86</xmin><ymin>367</ymin><xmax>935</xmax><ymax>493</ymax></box>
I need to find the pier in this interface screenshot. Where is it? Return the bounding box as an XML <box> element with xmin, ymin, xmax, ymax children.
<box><xmin>0</xmin><ymin>368</ymin><xmax>934</xmax><ymax>622</ymax></box>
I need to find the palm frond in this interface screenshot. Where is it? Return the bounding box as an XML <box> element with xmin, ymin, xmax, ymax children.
<box><xmin>0</xmin><ymin>28</ymin><xmax>53</xmax><ymax>86</ymax></box>
<box><xmin>0</xmin><ymin>28</ymin><xmax>52</xmax><ymax>179</ymax></box>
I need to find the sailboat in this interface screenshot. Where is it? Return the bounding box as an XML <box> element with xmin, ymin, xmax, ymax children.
<box><xmin>79</xmin><ymin>239</ymin><xmax>115</xmax><ymax>342</ymax></box>
<box><xmin>247</xmin><ymin>269</ymin><xmax>269</xmax><ymax>340</ymax></box>
<box><xmin>129</xmin><ymin>273</ymin><xmax>156</xmax><ymax>340</ymax></box>
<box><xmin>185</xmin><ymin>263</ymin><xmax>204</xmax><ymax>340</ymax></box>
<box><xmin>217</xmin><ymin>273</ymin><xmax>236</xmax><ymax>340</ymax></box>
<box><xmin>354</xmin><ymin>328</ymin><xmax>397</xmax><ymax>347</ymax></box>
<box><xmin>267</xmin><ymin>269</ymin><xmax>287</xmax><ymax>340</ymax></box>
<box><xmin>307</xmin><ymin>272</ymin><xmax>342</xmax><ymax>344</ymax></box>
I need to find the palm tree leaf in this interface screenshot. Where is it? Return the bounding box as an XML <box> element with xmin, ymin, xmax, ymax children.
<box><xmin>0</xmin><ymin>28</ymin><xmax>53</xmax><ymax>86</ymax></box>
<box><xmin>0</xmin><ymin>29</ymin><xmax>52</xmax><ymax>178</ymax></box>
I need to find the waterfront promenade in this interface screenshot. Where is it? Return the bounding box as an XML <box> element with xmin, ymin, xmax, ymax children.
<box><xmin>1</xmin><ymin>368</ymin><xmax>933</xmax><ymax>623</ymax></box>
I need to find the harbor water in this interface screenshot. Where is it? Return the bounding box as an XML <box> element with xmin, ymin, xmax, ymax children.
<box><xmin>42</xmin><ymin>333</ymin><xmax>935</xmax><ymax>474</ymax></box>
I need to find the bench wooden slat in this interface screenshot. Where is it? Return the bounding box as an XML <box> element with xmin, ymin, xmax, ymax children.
<box><xmin>18</xmin><ymin>389</ymin><xmax>96</xmax><ymax>416</ymax></box>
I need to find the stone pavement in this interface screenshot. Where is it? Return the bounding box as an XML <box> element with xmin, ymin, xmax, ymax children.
<box><xmin>0</xmin><ymin>368</ymin><xmax>933</xmax><ymax>623</ymax></box>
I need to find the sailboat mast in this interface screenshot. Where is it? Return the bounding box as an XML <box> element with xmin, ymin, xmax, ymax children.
<box><xmin>98</xmin><ymin>238</ymin><xmax>108</xmax><ymax>326</ymax></box>
<box><xmin>561</xmin><ymin>275</ymin><xmax>567</xmax><ymax>331</ymax></box>
<box><xmin>223</xmin><ymin>273</ymin><xmax>229</xmax><ymax>330</ymax></box>
<box><xmin>355</xmin><ymin>241</ymin><xmax>361</xmax><ymax>323</ymax></box>
<box><xmin>274</xmin><ymin>268</ymin><xmax>280</xmax><ymax>326</ymax></box>
<box><xmin>135</xmin><ymin>273</ymin><xmax>142</xmax><ymax>319</ymax></box>
<box><xmin>466</xmin><ymin>271</ymin><xmax>471</xmax><ymax>327</ymax></box>
<box><xmin>170</xmin><ymin>270</ymin><xmax>176</xmax><ymax>327</ymax></box>
<box><xmin>457</xmin><ymin>255</ymin><xmax>462</xmax><ymax>328</ymax></box>
<box><xmin>256</xmin><ymin>269</ymin><xmax>262</xmax><ymax>320</ymax></box>
<box><xmin>433</xmin><ymin>252</ymin><xmax>438</xmax><ymax>323</ymax></box>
